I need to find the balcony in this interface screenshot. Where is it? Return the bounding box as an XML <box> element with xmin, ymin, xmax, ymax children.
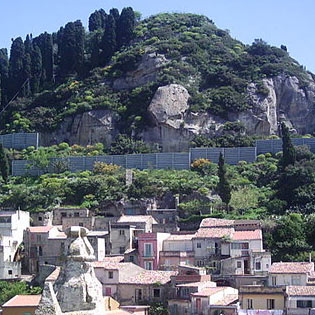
<box><xmin>142</xmin><ymin>252</ymin><xmax>154</xmax><ymax>258</ymax></box>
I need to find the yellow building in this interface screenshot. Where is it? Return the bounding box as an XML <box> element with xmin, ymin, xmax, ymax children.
<box><xmin>2</xmin><ymin>295</ymin><xmax>41</xmax><ymax>315</ymax></box>
<box><xmin>239</xmin><ymin>285</ymin><xmax>286</xmax><ymax>311</ymax></box>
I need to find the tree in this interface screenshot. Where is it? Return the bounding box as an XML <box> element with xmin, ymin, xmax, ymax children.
<box><xmin>116</xmin><ymin>7</ymin><xmax>135</xmax><ymax>48</ymax></box>
<box><xmin>0</xmin><ymin>48</ymin><xmax>9</xmax><ymax>106</ymax></box>
<box><xmin>88</xmin><ymin>10</ymin><xmax>103</xmax><ymax>31</ymax></box>
<box><xmin>8</xmin><ymin>37</ymin><xmax>25</xmax><ymax>97</ymax></box>
<box><xmin>100</xmin><ymin>15</ymin><xmax>117</xmax><ymax>65</ymax></box>
<box><xmin>281</xmin><ymin>122</ymin><xmax>296</xmax><ymax>168</ymax></box>
<box><xmin>59</xmin><ymin>20</ymin><xmax>85</xmax><ymax>77</ymax></box>
<box><xmin>31</xmin><ymin>45</ymin><xmax>42</xmax><ymax>93</ymax></box>
<box><xmin>217</xmin><ymin>153</ymin><xmax>231</xmax><ymax>206</ymax></box>
<box><xmin>109</xmin><ymin>8</ymin><xmax>120</xmax><ymax>23</ymax></box>
<box><xmin>0</xmin><ymin>144</ymin><xmax>9</xmax><ymax>182</ymax></box>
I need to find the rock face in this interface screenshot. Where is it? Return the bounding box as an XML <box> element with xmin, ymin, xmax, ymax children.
<box><xmin>113</xmin><ymin>52</ymin><xmax>168</xmax><ymax>90</ymax></box>
<box><xmin>41</xmin><ymin>109</ymin><xmax>119</xmax><ymax>147</ymax></box>
<box><xmin>42</xmin><ymin>74</ymin><xmax>315</xmax><ymax>152</ymax></box>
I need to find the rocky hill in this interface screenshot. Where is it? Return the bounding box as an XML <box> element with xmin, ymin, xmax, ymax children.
<box><xmin>1</xmin><ymin>10</ymin><xmax>315</xmax><ymax>151</ymax></box>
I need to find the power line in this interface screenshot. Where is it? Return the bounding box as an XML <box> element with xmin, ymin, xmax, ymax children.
<box><xmin>0</xmin><ymin>78</ymin><xmax>29</xmax><ymax>117</ymax></box>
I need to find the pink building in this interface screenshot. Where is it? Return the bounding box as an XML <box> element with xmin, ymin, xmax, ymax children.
<box><xmin>137</xmin><ymin>233</ymin><xmax>170</xmax><ymax>270</ymax></box>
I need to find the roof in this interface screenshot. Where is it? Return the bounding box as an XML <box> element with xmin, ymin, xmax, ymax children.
<box><xmin>213</xmin><ymin>294</ymin><xmax>239</xmax><ymax>306</ymax></box>
<box><xmin>232</xmin><ymin>229</ymin><xmax>262</xmax><ymax>241</ymax></box>
<box><xmin>121</xmin><ymin>270</ymin><xmax>177</xmax><ymax>285</ymax></box>
<box><xmin>194</xmin><ymin>228</ymin><xmax>234</xmax><ymax>239</ymax></box>
<box><xmin>287</xmin><ymin>286</ymin><xmax>315</xmax><ymax>296</ymax></box>
<box><xmin>103</xmin><ymin>256</ymin><xmax>124</xmax><ymax>263</ymax></box>
<box><xmin>192</xmin><ymin>287</ymin><xmax>226</xmax><ymax>297</ymax></box>
<box><xmin>28</xmin><ymin>226</ymin><xmax>53</xmax><ymax>233</ymax></box>
<box><xmin>88</xmin><ymin>231</ymin><xmax>108</xmax><ymax>237</ymax></box>
<box><xmin>118</xmin><ymin>215</ymin><xmax>158</xmax><ymax>224</ymax></box>
<box><xmin>166</xmin><ymin>234</ymin><xmax>195</xmax><ymax>241</ymax></box>
<box><xmin>2</xmin><ymin>295</ymin><xmax>41</xmax><ymax>307</ymax></box>
<box><xmin>45</xmin><ymin>267</ymin><xmax>60</xmax><ymax>282</ymax></box>
<box><xmin>177</xmin><ymin>281</ymin><xmax>216</xmax><ymax>287</ymax></box>
<box><xmin>200</xmin><ymin>218</ymin><xmax>234</xmax><ymax>228</ymax></box>
<box><xmin>104</xmin><ymin>310</ymin><xmax>132</xmax><ymax>314</ymax></box>
<box><xmin>269</xmin><ymin>262</ymin><xmax>314</xmax><ymax>274</ymax></box>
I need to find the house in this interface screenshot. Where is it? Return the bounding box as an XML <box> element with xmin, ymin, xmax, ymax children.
<box><xmin>93</xmin><ymin>261</ymin><xmax>144</xmax><ymax>298</ymax></box>
<box><xmin>24</xmin><ymin>225</ymin><xmax>66</xmax><ymax>273</ymax></box>
<box><xmin>117</xmin><ymin>215</ymin><xmax>158</xmax><ymax>233</ymax></box>
<box><xmin>87</xmin><ymin>230</ymin><xmax>108</xmax><ymax>261</ymax></box>
<box><xmin>146</xmin><ymin>208</ymin><xmax>179</xmax><ymax>233</ymax></box>
<box><xmin>286</xmin><ymin>286</ymin><xmax>315</xmax><ymax>315</ymax></box>
<box><xmin>239</xmin><ymin>285</ymin><xmax>286</xmax><ymax>312</ymax></box>
<box><xmin>52</xmin><ymin>207</ymin><xmax>92</xmax><ymax>225</ymax></box>
<box><xmin>137</xmin><ymin>232</ymin><xmax>170</xmax><ymax>270</ymax></box>
<box><xmin>0</xmin><ymin>210</ymin><xmax>30</xmax><ymax>279</ymax></box>
<box><xmin>30</xmin><ymin>211</ymin><xmax>53</xmax><ymax>226</ymax></box>
<box><xmin>109</xmin><ymin>223</ymin><xmax>137</xmax><ymax>255</ymax></box>
<box><xmin>2</xmin><ymin>295</ymin><xmax>41</xmax><ymax>315</ymax></box>
<box><xmin>93</xmin><ymin>261</ymin><xmax>176</xmax><ymax>305</ymax></box>
<box><xmin>191</xmin><ymin>286</ymin><xmax>238</xmax><ymax>315</ymax></box>
<box><xmin>268</xmin><ymin>262</ymin><xmax>314</xmax><ymax>286</ymax></box>
<box><xmin>159</xmin><ymin>233</ymin><xmax>195</xmax><ymax>270</ymax></box>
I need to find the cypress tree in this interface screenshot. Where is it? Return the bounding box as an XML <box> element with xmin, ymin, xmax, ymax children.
<box><xmin>8</xmin><ymin>37</ymin><xmax>25</xmax><ymax>97</ymax></box>
<box><xmin>217</xmin><ymin>152</ymin><xmax>231</xmax><ymax>206</ymax></box>
<box><xmin>0</xmin><ymin>48</ymin><xmax>9</xmax><ymax>106</ymax></box>
<box><xmin>33</xmin><ymin>32</ymin><xmax>54</xmax><ymax>83</ymax></box>
<box><xmin>100</xmin><ymin>15</ymin><xmax>117</xmax><ymax>65</ymax></box>
<box><xmin>99</xmin><ymin>9</ymin><xmax>107</xmax><ymax>28</ymax></box>
<box><xmin>59</xmin><ymin>20</ymin><xmax>85</xmax><ymax>77</ymax></box>
<box><xmin>88</xmin><ymin>10</ymin><xmax>102</xmax><ymax>31</ymax></box>
<box><xmin>281</xmin><ymin>122</ymin><xmax>296</xmax><ymax>168</ymax></box>
<box><xmin>0</xmin><ymin>144</ymin><xmax>9</xmax><ymax>183</ymax></box>
<box><xmin>110</xmin><ymin>8</ymin><xmax>120</xmax><ymax>24</ymax></box>
<box><xmin>116</xmin><ymin>7</ymin><xmax>135</xmax><ymax>48</ymax></box>
<box><xmin>31</xmin><ymin>45</ymin><xmax>42</xmax><ymax>93</ymax></box>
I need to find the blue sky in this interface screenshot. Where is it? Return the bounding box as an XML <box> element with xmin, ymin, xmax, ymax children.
<box><xmin>0</xmin><ymin>0</ymin><xmax>314</xmax><ymax>72</ymax></box>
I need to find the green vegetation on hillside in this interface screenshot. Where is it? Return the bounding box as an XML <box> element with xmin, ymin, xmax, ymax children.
<box><xmin>0</xmin><ymin>9</ymin><xmax>311</xmax><ymax>139</ymax></box>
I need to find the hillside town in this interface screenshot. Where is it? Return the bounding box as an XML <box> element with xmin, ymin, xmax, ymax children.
<box><xmin>1</xmin><ymin>204</ymin><xmax>315</xmax><ymax>315</ymax></box>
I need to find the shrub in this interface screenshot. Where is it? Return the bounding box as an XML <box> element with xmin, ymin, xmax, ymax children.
<box><xmin>93</xmin><ymin>162</ymin><xmax>121</xmax><ymax>175</ymax></box>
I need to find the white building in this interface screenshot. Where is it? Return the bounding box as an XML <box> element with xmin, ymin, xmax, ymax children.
<box><xmin>0</xmin><ymin>210</ymin><xmax>30</xmax><ymax>279</ymax></box>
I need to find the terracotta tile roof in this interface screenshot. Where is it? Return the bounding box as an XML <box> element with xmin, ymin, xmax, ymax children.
<box><xmin>28</xmin><ymin>226</ymin><xmax>53</xmax><ymax>233</ymax></box>
<box><xmin>166</xmin><ymin>234</ymin><xmax>195</xmax><ymax>241</ymax></box>
<box><xmin>2</xmin><ymin>295</ymin><xmax>41</xmax><ymax>307</ymax></box>
<box><xmin>103</xmin><ymin>256</ymin><xmax>124</xmax><ymax>263</ymax></box>
<box><xmin>192</xmin><ymin>287</ymin><xmax>225</xmax><ymax>297</ymax></box>
<box><xmin>118</xmin><ymin>215</ymin><xmax>158</xmax><ymax>224</ymax></box>
<box><xmin>177</xmin><ymin>281</ymin><xmax>216</xmax><ymax>287</ymax></box>
<box><xmin>287</xmin><ymin>286</ymin><xmax>315</xmax><ymax>296</ymax></box>
<box><xmin>194</xmin><ymin>227</ymin><xmax>234</xmax><ymax>239</ymax></box>
<box><xmin>232</xmin><ymin>229</ymin><xmax>262</xmax><ymax>241</ymax></box>
<box><xmin>122</xmin><ymin>270</ymin><xmax>177</xmax><ymax>285</ymax></box>
<box><xmin>213</xmin><ymin>294</ymin><xmax>239</xmax><ymax>306</ymax></box>
<box><xmin>269</xmin><ymin>262</ymin><xmax>314</xmax><ymax>274</ymax></box>
<box><xmin>200</xmin><ymin>218</ymin><xmax>234</xmax><ymax>228</ymax></box>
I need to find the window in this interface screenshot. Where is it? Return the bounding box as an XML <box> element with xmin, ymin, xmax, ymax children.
<box><xmin>153</xmin><ymin>288</ymin><xmax>160</xmax><ymax>298</ymax></box>
<box><xmin>197</xmin><ymin>260</ymin><xmax>204</xmax><ymax>267</ymax></box>
<box><xmin>297</xmin><ymin>300</ymin><xmax>312</xmax><ymax>308</ymax></box>
<box><xmin>292</xmin><ymin>275</ymin><xmax>301</xmax><ymax>285</ymax></box>
<box><xmin>237</xmin><ymin>261</ymin><xmax>242</xmax><ymax>268</ymax></box>
<box><xmin>108</xmin><ymin>271</ymin><xmax>113</xmax><ymax>279</ymax></box>
<box><xmin>38</xmin><ymin>217</ymin><xmax>42</xmax><ymax>221</ymax></box>
<box><xmin>39</xmin><ymin>246</ymin><xmax>43</xmax><ymax>256</ymax></box>
<box><xmin>74</xmin><ymin>212</ymin><xmax>80</xmax><ymax>217</ymax></box>
<box><xmin>36</xmin><ymin>235</ymin><xmax>41</xmax><ymax>242</ymax></box>
<box><xmin>8</xmin><ymin>255</ymin><xmax>11</xmax><ymax>262</ymax></box>
<box><xmin>8</xmin><ymin>270</ymin><xmax>12</xmax><ymax>275</ymax></box>
<box><xmin>197</xmin><ymin>243</ymin><xmax>201</xmax><ymax>248</ymax></box>
<box><xmin>272</xmin><ymin>276</ymin><xmax>277</xmax><ymax>286</ymax></box>
<box><xmin>119</xmin><ymin>247</ymin><xmax>125</xmax><ymax>254</ymax></box>
<box><xmin>119</xmin><ymin>230</ymin><xmax>125</xmax><ymax>236</ymax></box>
<box><xmin>267</xmin><ymin>299</ymin><xmax>275</xmax><ymax>310</ymax></box>
<box><xmin>145</xmin><ymin>261</ymin><xmax>153</xmax><ymax>270</ymax></box>
<box><xmin>247</xmin><ymin>299</ymin><xmax>253</xmax><ymax>309</ymax></box>
<box><xmin>144</xmin><ymin>243</ymin><xmax>153</xmax><ymax>257</ymax></box>
<box><xmin>255</xmin><ymin>261</ymin><xmax>261</xmax><ymax>270</ymax></box>
<box><xmin>79</xmin><ymin>223</ymin><xmax>83</xmax><ymax>227</ymax></box>
<box><xmin>135</xmin><ymin>289</ymin><xmax>142</xmax><ymax>301</ymax></box>
<box><xmin>130</xmin><ymin>255</ymin><xmax>134</xmax><ymax>262</ymax></box>
<box><xmin>61</xmin><ymin>212</ymin><xmax>67</xmax><ymax>217</ymax></box>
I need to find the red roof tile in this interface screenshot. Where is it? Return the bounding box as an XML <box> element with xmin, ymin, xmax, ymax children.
<box><xmin>200</xmin><ymin>218</ymin><xmax>234</xmax><ymax>228</ymax></box>
<box><xmin>232</xmin><ymin>229</ymin><xmax>262</xmax><ymax>241</ymax></box>
<box><xmin>2</xmin><ymin>295</ymin><xmax>41</xmax><ymax>307</ymax></box>
<box><xmin>122</xmin><ymin>270</ymin><xmax>177</xmax><ymax>285</ymax></box>
<box><xmin>287</xmin><ymin>286</ymin><xmax>315</xmax><ymax>296</ymax></box>
<box><xmin>192</xmin><ymin>287</ymin><xmax>225</xmax><ymax>297</ymax></box>
<box><xmin>103</xmin><ymin>256</ymin><xmax>124</xmax><ymax>263</ymax></box>
<box><xmin>194</xmin><ymin>228</ymin><xmax>234</xmax><ymax>239</ymax></box>
<box><xmin>28</xmin><ymin>226</ymin><xmax>53</xmax><ymax>233</ymax></box>
<box><xmin>166</xmin><ymin>234</ymin><xmax>195</xmax><ymax>241</ymax></box>
<box><xmin>269</xmin><ymin>262</ymin><xmax>314</xmax><ymax>274</ymax></box>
